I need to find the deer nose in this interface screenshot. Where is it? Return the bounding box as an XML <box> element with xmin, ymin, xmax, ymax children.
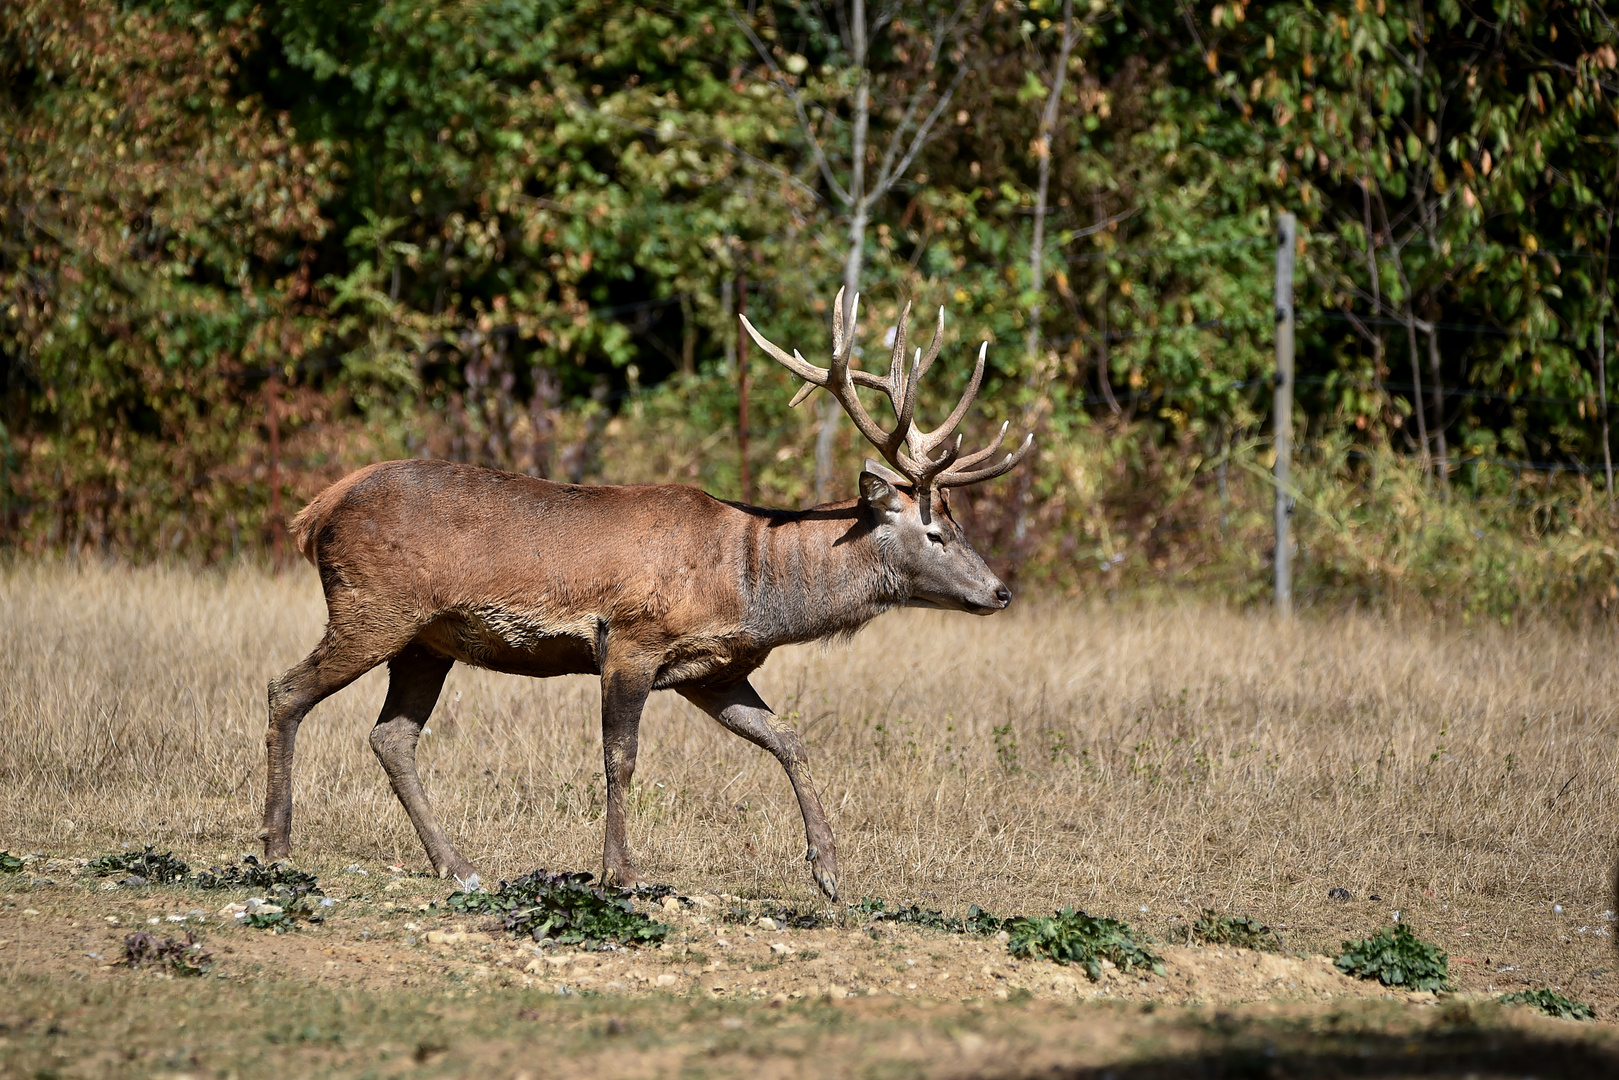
<box><xmin>994</xmin><ymin>584</ymin><xmax>1012</xmax><ymax>607</ymax></box>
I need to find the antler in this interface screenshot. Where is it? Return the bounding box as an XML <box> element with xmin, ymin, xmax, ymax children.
<box><xmin>738</xmin><ymin>287</ymin><xmax>1033</xmax><ymax>494</ymax></box>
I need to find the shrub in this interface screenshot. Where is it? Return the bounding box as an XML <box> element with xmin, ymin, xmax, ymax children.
<box><xmin>1335</xmin><ymin>924</ymin><xmax>1451</xmax><ymax>992</ymax></box>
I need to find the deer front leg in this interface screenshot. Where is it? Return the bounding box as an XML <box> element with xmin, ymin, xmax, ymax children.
<box><xmin>600</xmin><ymin>655</ymin><xmax>657</xmax><ymax>889</ymax></box>
<box><xmin>680</xmin><ymin>680</ymin><xmax>839</xmax><ymax>900</ymax></box>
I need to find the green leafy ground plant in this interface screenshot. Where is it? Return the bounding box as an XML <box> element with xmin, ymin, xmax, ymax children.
<box><xmin>86</xmin><ymin>846</ymin><xmax>189</xmax><ymax>884</ymax></box>
<box><xmin>1191</xmin><ymin>910</ymin><xmax>1282</xmax><ymax>952</ymax></box>
<box><xmin>244</xmin><ymin>890</ymin><xmax>328</xmax><ymax>933</ymax></box>
<box><xmin>194</xmin><ymin>856</ymin><xmax>322</xmax><ymax>900</ymax></box>
<box><xmin>722</xmin><ymin>901</ymin><xmax>825</xmax><ymax>930</ymax></box>
<box><xmin>1006</xmin><ymin>908</ymin><xmax>1164</xmax><ymax>981</ymax></box>
<box><xmin>853</xmin><ymin>898</ymin><xmax>1007</xmax><ymax>936</ymax></box>
<box><xmin>0</xmin><ymin>852</ymin><xmax>23</xmax><ymax>872</ymax></box>
<box><xmin>1335</xmin><ymin>924</ymin><xmax>1452</xmax><ymax>992</ymax></box>
<box><xmin>120</xmin><ymin>931</ymin><xmax>212</xmax><ymax>976</ymax></box>
<box><xmin>1497</xmin><ymin>989</ymin><xmax>1596</xmax><ymax>1021</ymax></box>
<box><xmin>447</xmin><ymin>870</ymin><xmax>667</xmax><ymax>949</ymax></box>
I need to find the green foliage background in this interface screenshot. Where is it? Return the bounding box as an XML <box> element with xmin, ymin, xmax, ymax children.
<box><xmin>3</xmin><ymin>0</ymin><xmax>1618</xmax><ymax>615</ymax></box>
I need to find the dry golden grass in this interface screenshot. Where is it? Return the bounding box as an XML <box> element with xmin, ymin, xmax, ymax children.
<box><xmin>3</xmin><ymin>560</ymin><xmax>1618</xmax><ymax>990</ymax></box>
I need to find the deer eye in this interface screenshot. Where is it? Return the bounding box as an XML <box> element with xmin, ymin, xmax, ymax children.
<box><xmin>926</xmin><ymin>531</ymin><xmax>946</xmax><ymax>547</ymax></box>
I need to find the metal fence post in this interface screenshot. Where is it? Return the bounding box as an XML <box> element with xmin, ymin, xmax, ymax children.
<box><xmin>1274</xmin><ymin>213</ymin><xmax>1296</xmax><ymax>617</ymax></box>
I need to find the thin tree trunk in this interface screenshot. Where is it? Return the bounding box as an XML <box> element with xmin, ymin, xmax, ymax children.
<box><xmin>1600</xmin><ymin>209</ymin><xmax>1614</xmax><ymax>496</ymax></box>
<box><xmin>812</xmin><ymin>0</ymin><xmax>875</xmax><ymax>504</ymax></box>
<box><xmin>1094</xmin><ymin>187</ymin><xmax>1121</xmax><ymax>415</ymax></box>
<box><xmin>1602</xmin><ymin>318</ymin><xmax>1611</xmax><ymax>497</ymax></box>
<box><xmin>1011</xmin><ymin>0</ymin><xmax>1074</xmax><ymax>561</ymax></box>
<box><xmin>737</xmin><ymin>271</ymin><xmax>752</xmax><ymax>503</ymax></box>
<box><xmin>266</xmin><ymin>374</ymin><xmax>283</xmax><ymax>569</ymax></box>
<box><xmin>814</xmin><ymin>395</ymin><xmax>841</xmax><ymax>504</ymax></box>
<box><xmin>1378</xmin><ymin>191</ymin><xmax>1430</xmax><ymax>476</ymax></box>
<box><xmin>1024</xmin><ymin>0</ymin><xmax>1075</xmax><ymax>362</ymax></box>
<box><xmin>843</xmin><ymin>0</ymin><xmax>870</xmax><ymax>326</ymax></box>
<box><xmin>720</xmin><ymin>275</ymin><xmax>735</xmax><ymax>374</ymax></box>
<box><xmin>679</xmin><ymin>293</ymin><xmax>696</xmax><ymax>376</ymax></box>
<box><xmin>1402</xmin><ymin>309</ymin><xmax>1429</xmax><ymax>475</ymax></box>
<box><xmin>1360</xmin><ymin>181</ymin><xmax>1387</xmax><ymax>431</ymax></box>
<box><xmin>1427</xmin><ymin>321</ymin><xmax>1447</xmax><ymax>492</ymax></box>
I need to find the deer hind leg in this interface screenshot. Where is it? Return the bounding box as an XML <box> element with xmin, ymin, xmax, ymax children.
<box><xmin>679</xmin><ymin>680</ymin><xmax>839</xmax><ymax>900</ymax></box>
<box><xmin>599</xmin><ymin>657</ymin><xmax>657</xmax><ymax>889</ymax></box>
<box><xmin>262</xmin><ymin>625</ymin><xmax>404</xmax><ymax>861</ymax></box>
<box><xmin>369</xmin><ymin>642</ymin><xmax>477</xmax><ymax>884</ymax></box>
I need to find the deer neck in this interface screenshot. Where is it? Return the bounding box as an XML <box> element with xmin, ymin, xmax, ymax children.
<box><xmin>739</xmin><ymin>503</ymin><xmax>902</xmax><ymax>648</ymax></box>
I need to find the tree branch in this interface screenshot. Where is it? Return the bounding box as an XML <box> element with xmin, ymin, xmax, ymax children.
<box><xmin>730</xmin><ymin>4</ymin><xmax>853</xmax><ymax>206</ymax></box>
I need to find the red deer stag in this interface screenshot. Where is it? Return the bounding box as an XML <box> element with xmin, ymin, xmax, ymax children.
<box><xmin>262</xmin><ymin>288</ymin><xmax>1031</xmax><ymax>898</ymax></box>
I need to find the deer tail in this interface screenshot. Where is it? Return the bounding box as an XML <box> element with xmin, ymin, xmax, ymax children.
<box><xmin>286</xmin><ymin>464</ymin><xmax>380</xmax><ymax>567</ymax></box>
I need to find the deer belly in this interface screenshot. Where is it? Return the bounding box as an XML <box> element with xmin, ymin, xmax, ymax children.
<box><xmin>417</xmin><ymin>608</ymin><xmax>598</xmax><ymax>677</ymax></box>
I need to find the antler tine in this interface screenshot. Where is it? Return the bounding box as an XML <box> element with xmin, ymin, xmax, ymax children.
<box><xmin>886</xmin><ymin>301</ymin><xmax>912</xmax><ymax>385</ymax></box>
<box><xmin>830</xmin><ymin>289</ymin><xmax>861</xmax><ymax>377</ymax></box>
<box><xmin>910</xmin><ymin>305</ymin><xmax>946</xmax><ymax>385</ymax></box>
<box><xmin>950</xmin><ymin>421</ymin><xmax>1010</xmax><ymax>471</ymax></box>
<box><xmin>889</xmin><ymin>303</ymin><xmax>920</xmax><ymax>441</ymax></box>
<box><xmin>739</xmin><ymin>314</ymin><xmax>828</xmax><ymax>386</ymax></box>
<box><xmin>831</xmin><ymin>286</ymin><xmax>848</xmax><ymax>359</ymax></box>
<box><xmin>808</xmin><ymin>288</ymin><xmax>910</xmax><ymax>470</ymax></box>
<box><xmin>937</xmin><ymin>433</ymin><xmax>1035</xmax><ymax>488</ymax></box>
<box><xmin>907</xmin><ymin>341</ymin><xmax>986</xmax><ymax>461</ymax></box>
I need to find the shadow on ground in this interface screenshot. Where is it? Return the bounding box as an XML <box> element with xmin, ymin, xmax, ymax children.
<box><xmin>1036</xmin><ymin>1024</ymin><xmax>1617</xmax><ymax>1079</ymax></box>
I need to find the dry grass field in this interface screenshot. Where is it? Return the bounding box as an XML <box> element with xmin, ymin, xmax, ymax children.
<box><xmin>5</xmin><ymin>560</ymin><xmax>1619</xmax><ymax>1076</ymax></box>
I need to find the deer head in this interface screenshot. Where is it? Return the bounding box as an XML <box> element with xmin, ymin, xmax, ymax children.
<box><xmin>740</xmin><ymin>288</ymin><xmax>1033</xmax><ymax>614</ymax></box>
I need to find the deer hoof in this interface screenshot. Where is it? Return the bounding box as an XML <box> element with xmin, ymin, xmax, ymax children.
<box><xmin>603</xmin><ymin>863</ymin><xmax>643</xmax><ymax>890</ymax></box>
<box><xmin>812</xmin><ymin>864</ymin><xmax>839</xmax><ymax>901</ymax></box>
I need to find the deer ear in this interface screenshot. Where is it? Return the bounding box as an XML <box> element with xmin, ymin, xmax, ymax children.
<box><xmin>859</xmin><ymin>471</ymin><xmax>904</xmax><ymax>513</ymax></box>
<box><xmin>863</xmin><ymin>458</ymin><xmax>908</xmax><ymax>486</ymax></box>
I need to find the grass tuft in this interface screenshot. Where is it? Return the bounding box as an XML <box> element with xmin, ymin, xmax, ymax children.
<box><xmin>1335</xmin><ymin>924</ymin><xmax>1451</xmax><ymax>992</ymax></box>
<box><xmin>1005</xmin><ymin>908</ymin><xmax>1164</xmax><ymax>980</ymax></box>
<box><xmin>447</xmin><ymin>870</ymin><xmax>668</xmax><ymax>948</ymax></box>
<box><xmin>1191</xmin><ymin>910</ymin><xmax>1282</xmax><ymax>951</ymax></box>
<box><xmin>1497</xmin><ymin>989</ymin><xmax>1597</xmax><ymax>1021</ymax></box>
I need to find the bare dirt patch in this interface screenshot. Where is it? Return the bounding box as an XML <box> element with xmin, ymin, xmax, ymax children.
<box><xmin>0</xmin><ymin>857</ymin><xmax>1604</xmax><ymax>1015</ymax></box>
<box><xmin>2</xmin><ymin>875</ymin><xmax>1617</xmax><ymax>1080</ymax></box>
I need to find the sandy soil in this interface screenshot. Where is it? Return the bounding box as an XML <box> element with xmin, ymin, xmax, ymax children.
<box><xmin>0</xmin><ymin>857</ymin><xmax>1577</xmax><ymax>1013</ymax></box>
